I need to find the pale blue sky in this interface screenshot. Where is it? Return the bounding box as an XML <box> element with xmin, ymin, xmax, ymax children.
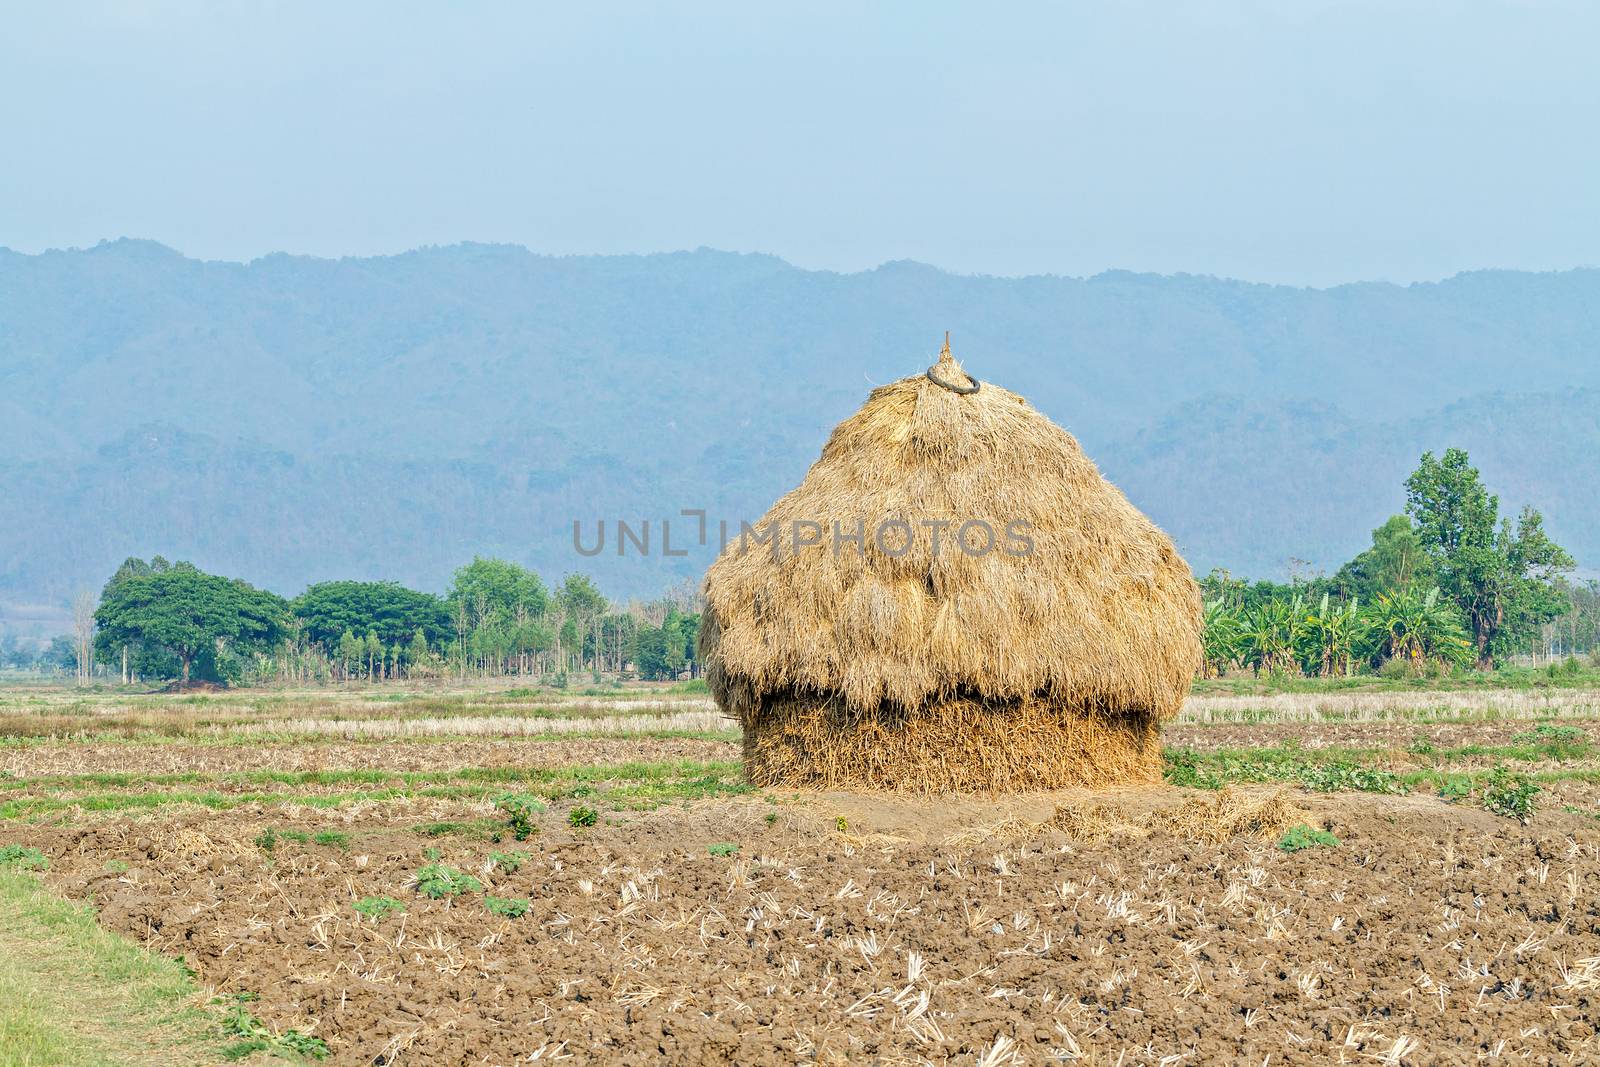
<box><xmin>3</xmin><ymin>1</ymin><xmax>1597</xmax><ymax>285</ymax></box>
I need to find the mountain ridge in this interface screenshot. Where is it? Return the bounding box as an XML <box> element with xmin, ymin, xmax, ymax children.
<box><xmin>2</xmin><ymin>242</ymin><xmax>1596</xmax><ymax>621</ymax></box>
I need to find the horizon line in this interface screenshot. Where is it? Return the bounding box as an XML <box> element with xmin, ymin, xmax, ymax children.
<box><xmin>4</xmin><ymin>236</ymin><xmax>1597</xmax><ymax>294</ymax></box>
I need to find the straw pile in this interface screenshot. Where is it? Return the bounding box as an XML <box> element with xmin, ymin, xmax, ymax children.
<box><xmin>700</xmin><ymin>338</ymin><xmax>1203</xmax><ymax>792</ymax></box>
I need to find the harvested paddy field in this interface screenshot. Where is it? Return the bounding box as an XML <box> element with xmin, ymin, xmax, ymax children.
<box><xmin>2</xmin><ymin>680</ymin><xmax>1599</xmax><ymax>1065</ymax></box>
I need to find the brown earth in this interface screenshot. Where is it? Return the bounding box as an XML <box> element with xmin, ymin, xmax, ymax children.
<box><xmin>1164</xmin><ymin>718</ymin><xmax>1600</xmax><ymax>752</ymax></box>
<box><xmin>0</xmin><ymin>738</ymin><xmax>738</xmax><ymax>778</ymax></box>
<box><xmin>14</xmin><ymin>789</ymin><xmax>1600</xmax><ymax>1066</ymax></box>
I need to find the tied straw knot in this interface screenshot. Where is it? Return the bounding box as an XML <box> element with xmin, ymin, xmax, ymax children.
<box><xmin>926</xmin><ymin>331</ymin><xmax>979</xmax><ymax>394</ymax></box>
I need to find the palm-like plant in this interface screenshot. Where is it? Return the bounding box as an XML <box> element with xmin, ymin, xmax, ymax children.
<box><xmin>1301</xmin><ymin>593</ymin><xmax>1365</xmax><ymax>676</ymax></box>
<box><xmin>1238</xmin><ymin>594</ymin><xmax>1307</xmax><ymax>676</ymax></box>
<box><xmin>1365</xmin><ymin>588</ymin><xmax>1471</xmax><ymax>672</ymax></box>
<box><xmin>1201</xmin><ymin>598</ymin><xmax>1242</xmax><ymax>677</ymax></box>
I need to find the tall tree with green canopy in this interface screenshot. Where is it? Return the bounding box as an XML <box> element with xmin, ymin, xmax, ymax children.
<box><xmin>292</xmin><ymin>580</ymin><xmax>451</xmax><ymax>651</ymax></box>
<box><xmin>1331</xmin><ymin>515</ymin><xmax>1434</xmax><ymax>602</ymax></box>
<box><xmin>96</xmin><ymin>556</ymin><xmax>181</xmax><ymax>682</ymax></box>
<box><xmin>558</xmin><ymin>574</ymin><xmax>607</xmax><ymax>670</ymax></box>
<box><xmin>94</xmin><ymin>563</ymin><xmax>290</xmax><ymax>684</ymax></box>
<box><xmin>1405</xmin><ymin>448</ymin><xmax>1574</xmax><ymax>667</ymax></box>
<box><xmin>447</xmin><ymin>557</ymin><xmax>548</xmax><ymax>621</ymax></box>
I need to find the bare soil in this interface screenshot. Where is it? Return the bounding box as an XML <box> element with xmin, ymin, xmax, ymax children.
<box><xmin>1164</xmin><ymin>719</ymin><xmax>1600</xmax><ymax>752</ymax></box>
<box><xmin>0</xmin><ymin>738</ymin><xmax>737</xmax><ymax>778</ymax></box>
<box><xmin>16</xmin><ymin>788</ymin><xmax>1600</xmax><ymax>1066</ymax></box>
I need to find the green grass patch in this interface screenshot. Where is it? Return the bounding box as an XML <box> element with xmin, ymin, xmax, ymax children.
<box><xmin>0</xmin><ymin>845</ymin><xmax>49</xmax><ymax>871</ymax></box>
<box><xmin>1191</xmin><ymin>664</ymin><xmax>1600</xmax><ymax>696</ymax></box>
<box><xmin>0</xmin><ymin>759</ymin><xmax>747</xmax><ymax>822</ymax></box>
<box><xmin>0</xmin><ymin>868</ymin><xmax>222</xmax><ymax>1065</ymax></box>
<box><xmin>1163</xmin><ymin>747</ymin><xmax>1408</xmax><ymax>794</ymax></box>
<box><xmin>218</xmin><ymin>1000</ymin><xmax>329</xmax><ymax>1061</ymax></box>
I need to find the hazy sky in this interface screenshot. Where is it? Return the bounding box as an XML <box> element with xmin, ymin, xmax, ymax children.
<box><xmin>3</xmin><ymin>1</ymin><xmax>1597</xmax><ymax>285</ymax></box>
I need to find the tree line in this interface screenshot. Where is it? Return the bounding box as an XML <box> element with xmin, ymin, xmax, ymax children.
<box><xmin>1201</xmin><ymin>449</ymin><xmax>1590</xmax><ymax>678</ymax></box>
<box><xmin>76</xmin><ymin>556</ymin><xmax>702</xmax><ymax>687</ymax></box>
<box><xmin>10</xmin><ymin>448</ymin><xmax>1595</xmax><ymax>687</ymax></box>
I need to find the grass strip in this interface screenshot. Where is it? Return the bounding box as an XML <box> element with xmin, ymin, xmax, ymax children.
<box><xmin>0</xmin><ymin>761</ymin><xmax>750</xmax><ymax>820</ymax></box>
<box><xmin>0</xmin><ymin>868</ymin><xmax>220</xmax><ymax>1066</ymax></box>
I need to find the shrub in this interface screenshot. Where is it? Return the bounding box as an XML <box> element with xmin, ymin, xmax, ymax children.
<box><xmin>0</xmin><ymin>844</ymin><xmax>48</xmax><ymax>870</ymax></box>
<box><xmin>706</xmin><ymin>842</ymin><xmax>738</xmax><ymax>857</ymax></box>
<box><xmin>1294</xmin><ymin>762</ymin><xmax>1405</xmax><ymax>795</ymax></box>
<box><xmin>1377</xmin><ymin>657</ymin><xmax>1413</xmax><ymax>680</ymax></box>
<box><xmin>484</xmin><ymin>895</ymin><xmax>530</xmax><ymax>919</ymax></box>
<box><xmin>1276</xmin><ymin>825</ymin><xmax>1340</xmax><ymax>852</ymax></box>
<box><xmin>1510</xmin><ymin>722</ymin><xmax>1589</xmax><ymax>759</ymax></box>
<box><xmin>1563</xmin><ymin>655</ymin><xmax>1583</xmax><ymax>676</ymax></box>
<box><xmin>220</xmin><ymin>1003</ymin><xmax>329</xmax><ymax>1061</ymax></box>
<box><xmin>353</xmin><ymin>896</ymin><xmax>406</xmax><ymax>921</ymax></box>
<box><xmin>255</xmin><ymin>827</ymin><xmax>316</xmax><ymax>854</ymax></box>
<box><xmin>1482</xmin><ymin>765</ymin><xmax>1539</xmax><ymax>822</ymax></box>
<box><xmin>495</xmin><ymin>793</ymin><xmax>547</xmax><ymax>841</ymax></box>
<box><xmin>568</xmin><ymin>806</ymin><xmax>598</xmax><ymax>829</ymax></box>
<box><xmin>488</xmin><ymin>849</ymin><xmax>527</xmax><ymax>874</ymax></box>
<box><xmin>1512</xmin><ymin>723</ymin><xmax>1585</xmax><ymax>745</ymax></box>
<box><xmin>414</xmin><ymin>863</ymin><xmax>482</xmax><ymax>899</ymax></box>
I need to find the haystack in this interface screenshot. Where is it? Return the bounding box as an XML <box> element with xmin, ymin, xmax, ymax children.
<box><xmin>699</xmin><ymin>337</ymin><xmax>1202</xmax><ymax>792</ymax></box>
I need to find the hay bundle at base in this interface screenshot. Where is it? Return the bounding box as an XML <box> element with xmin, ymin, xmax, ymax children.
<box><xmin>699</xmin><ymin>337</ymin><xmax>1202</xmax><ymax>792</ymax></box>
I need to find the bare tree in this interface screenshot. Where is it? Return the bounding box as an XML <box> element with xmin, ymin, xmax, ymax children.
<box><xmin>71</xmin><ymin>591</ymin><xmax>97</xmax><ymax>685</ymax></box>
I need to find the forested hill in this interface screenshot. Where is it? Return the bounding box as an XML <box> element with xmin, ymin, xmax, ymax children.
<box><xmin>3</xmin><ymin>239</ymin><xmax>1599</xmax><ymax>618</ymax></box>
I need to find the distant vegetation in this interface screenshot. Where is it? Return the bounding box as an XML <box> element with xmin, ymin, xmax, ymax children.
<box><xmin>4</xmin><ymin>242</ymin><xmax>1600</xmax><ymax>609</ymax></box>
<box><xmin>1201</xmin><ymin>449</ymin><xmax>1593</xmax><ymax>679</ymax></box>
<box><xmin>14</xmin><ymin>554</ymin><xmax>704</xmax><ymax>687</ymax></box>
<box><xmin>5</xmin><ymin>446</ymin><xmax>1594</xmax><ymax>689</ymax></box>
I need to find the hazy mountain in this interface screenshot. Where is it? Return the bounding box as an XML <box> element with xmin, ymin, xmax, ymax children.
<box><xmin>3</xmin><ymin>239</ymin><xmax>1597</xmax><ymax>620</ymax></box>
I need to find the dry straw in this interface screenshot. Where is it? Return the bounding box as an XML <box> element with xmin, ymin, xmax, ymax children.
<box><xmin>701</xmin><ymin>337</ymin><xmax>1203</xmax><ymax>791</ymax></box>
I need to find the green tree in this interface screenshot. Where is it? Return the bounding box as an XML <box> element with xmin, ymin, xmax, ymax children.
<box><xmin>337</xmin><ymin>629</ymin><xmax>363</xmax><ymax>680</ymax></box>
<box><xmin>93</xmin><ymin>564</ymin><xmax>290</xmax><ymax>685</ymax></box>
<box><xmin>448</xmin><ymin>558</ymin><xmax>548</xmax><ymax>621</ymax></box>
<box><xmin>95</xmin><ymin>557</ymin><xmax>182</xmax><ymax>681</ymax></box>
<box><xmin>676</xmin><ymin>612</ymin><xmax>701</xmax><ymax>676</ymax></box>
<box><xmin>1331</xmin><ymin>515</ymin><xmax>1434</xmax><ymax>601</ymax></box>
<box><xmin>292</xmin><ymin>580</ymin><xmax>451</xmax><ymax>652</ymax></box>
<box><xmin>559</xmin><ymin>574</ymin><xmax>607</xmax><ymax>671</ymax></box>
<box><xmin>632</xmin><ymin>625</ymin><xmax>672</xmax><ymax>680</ymax></box>
<box><xmin>1405</xmin><ymin>449</ymin><xmax>1574</xmax><ymax>667</ymax></box>
<box><xmin>363</xmin><ymin>631</ymin><xmax>383</xmax><ymax>680</ymax></box>
<box><xmin>406</xmin><ymin>628</ymin><xmax>433</xmax><ymax>676</ymax></box>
